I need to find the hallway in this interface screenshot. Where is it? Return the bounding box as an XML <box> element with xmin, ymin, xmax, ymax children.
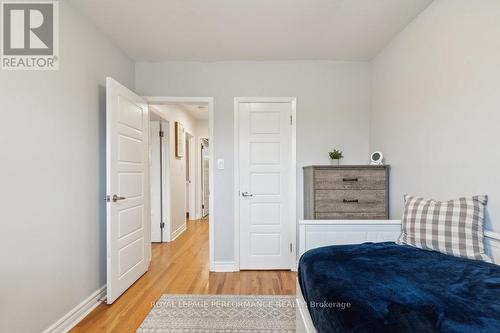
<box><xmin>72</xmin><ymin>220</ymin><xmax>297</xmax><ymax>332</ymax></box>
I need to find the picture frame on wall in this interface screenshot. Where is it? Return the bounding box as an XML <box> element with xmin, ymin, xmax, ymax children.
<box><xmin>175</xmin><ymin>121</ymin><xmax>185</xmax><ymax>158</ymax></box>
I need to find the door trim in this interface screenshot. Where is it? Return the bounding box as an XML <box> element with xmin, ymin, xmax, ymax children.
<box><xmin>149</xmin><ymin>110</ymin><xmax>172</xmax><ymax>242</ymax></box>
<box><xmin>233</xmin><ymin>97</ymin><xmax>297</xmax><ymax>271</ymax></box>
<box><xmin>200</xmin><ymin>137</ymin><xmax>210</xmax><ymax>218</ymax></box>
<box><xmin>185</xmin><ymin>131</ymin><xmax>196</xmax><ymax>221</ymax></box>
<box><xmin>144</xmin><ymin>96</ymin><xmax>215</xmax><ymax>271</ymax></box>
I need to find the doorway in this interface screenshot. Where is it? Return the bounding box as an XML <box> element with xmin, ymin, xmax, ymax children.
<box><xmin>106</xmin><ymin>78</ymin><xmax>216</xmax><ymax>304</ymax></box>
<box><xmin>150</xmin><ymin>112</ymin><xmax>170</xmax><ymax>243</ymax></box>
<box><xmin>146</xmin><ymin>96</ymin><xmax>215</xmax><ymax>271</ymax></box>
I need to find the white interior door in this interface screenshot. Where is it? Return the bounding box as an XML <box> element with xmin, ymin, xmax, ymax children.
<box><xmin>238</xmin><ymin>102</ymin><xmax>293</xmax><ymax>269</ymax></box>
<box><xmin>106</xmin><ymin>77</ymin><xmax>150</xmax><ymax>304</ymax></box>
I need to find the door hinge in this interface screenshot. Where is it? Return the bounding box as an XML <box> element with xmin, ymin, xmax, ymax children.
<box><xmin>160</xmin><ymin>222</ymin><xmax>165</xmax><ymax>229</ymax></box>
<box><xmin>202</xmin><ymin>204</ymin><xmax>205</xmax><ymax>209</ymax></box>
<box><xmin>290</xmin><ymin>243</ymin><xmax>293</xmax><ymax>253</ymax></box>
<box><xmin>290</xmin><ymin>115</ymin><xmax>293</xmax><ymax>125</ymax></box>
<box><xmin>159</xmin><ymin>130</ymin><xmax>164</xmax><ymax>137</ymax></box>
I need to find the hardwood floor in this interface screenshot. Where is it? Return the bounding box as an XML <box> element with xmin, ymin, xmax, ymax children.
<box><xmin>71</xmin><ymin>219</ymin><xmax>296</xmax><ymax>332</ymax></box>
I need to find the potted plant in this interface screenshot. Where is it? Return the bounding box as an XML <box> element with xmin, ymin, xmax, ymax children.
<box><xmin>329</xmin><ymin>148</ymin><xmax>344</xmax><ymax>166</ymax></box>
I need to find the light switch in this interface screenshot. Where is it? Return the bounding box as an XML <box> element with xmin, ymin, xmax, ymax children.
<box><xmin>217</xmin><ymin>159</ymin><xmax>225</xmax><ymax>170</ymax></box>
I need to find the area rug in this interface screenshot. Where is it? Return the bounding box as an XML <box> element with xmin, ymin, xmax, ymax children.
<box><xmin>137</xmin><ymin>294</ymin><xmax>296</xmax><ymax>332</ymax></box>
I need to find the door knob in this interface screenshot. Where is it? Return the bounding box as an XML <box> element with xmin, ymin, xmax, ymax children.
<box><xmin>241</xmin><ymin>192</ymin><xmax>254</xmax><ymax>197</ymax></box>
<box><xmin>112</xmin><ymin>194</ymin><xmax>126</xmax><ymax>202</ymax></box>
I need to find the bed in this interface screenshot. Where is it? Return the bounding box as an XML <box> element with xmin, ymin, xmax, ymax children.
<box><xmin>297</xmin><ymin>241</ymin><xmax>500</xmax><ymax>333</ymax></box>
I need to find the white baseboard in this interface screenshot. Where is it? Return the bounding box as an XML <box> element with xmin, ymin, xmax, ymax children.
<box><xmin>43</xmin><ymin>286</ymin><xmax>106</xmax><ymax>333</ymax></box>
<box><xmin>212</xmin><ymin>261</ymin><xmax>237</xmax><ymax>272</ymax></box>
<box><xmin>171</xmin><ymin>223</ymin><xmax>187</xmax><ymax>241</ymax></box>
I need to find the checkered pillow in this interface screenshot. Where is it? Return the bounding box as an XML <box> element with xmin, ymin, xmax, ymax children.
<box><xmin>397</xmin><ymin>195</ymin><xmax>490</xmax><ymax>261</ymax></box>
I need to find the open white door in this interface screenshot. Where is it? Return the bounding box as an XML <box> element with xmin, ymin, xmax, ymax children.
<box><xmin>106</xmin><ymin>77</ymin><xmax>150</xmax><ymax>304</ymax></box>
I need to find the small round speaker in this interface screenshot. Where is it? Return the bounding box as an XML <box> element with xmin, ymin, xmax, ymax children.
<box><xmin>370</xmin><ymin>151</ymin><xmax>384</xmax><ymax>165</ymax></box>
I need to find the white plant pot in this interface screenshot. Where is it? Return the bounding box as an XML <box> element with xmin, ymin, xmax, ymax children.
<box><xmin>331</xmin><ymin>159</ymin><xmax>341</xmax><ymax>166</ymax></box>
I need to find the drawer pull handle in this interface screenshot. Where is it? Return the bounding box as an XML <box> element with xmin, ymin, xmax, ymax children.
<box><xmin>343</xmin><ymin>199</ymin><xmax>359</xmax><ymax>203</ymax></box>
<box><xmin>342</xmin><ymin>178</ymin><xmax>359</xmax><ymax>182</ymax></box>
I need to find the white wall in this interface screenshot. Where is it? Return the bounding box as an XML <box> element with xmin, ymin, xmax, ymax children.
<box><xmin>0</xmin><ymin>2</ymin><xmax>135</xmax><ymax>332</ymax></box>
<box><xmin>196</xmin><ymin>119</ymin><xmax>209</xmax><ymax>138</ymax></box>
<box><xmin>136</xmin><ymin>61</ymin><xmax>372</xmax><ymax>262</ymax></box>
<box><xmin>371</xmin><ymin>0</ymin><xmax>500</xmax><ymax>232</ymax></box>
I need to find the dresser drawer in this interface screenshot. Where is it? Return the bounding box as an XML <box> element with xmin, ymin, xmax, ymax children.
<box><xmin>315</xmin><ymin>212</ymin><xmax>388</xmax><ymax>219</ymax></box>
<box><xmin>314</xmin><ymin>169</ymin><xmax>386</xmax><ymax>190</ymax></box>
<box><xmin>315</xmin><ymin>189</ymin><xmax>386</xmax><ymax>213</ymax></box>
<box><xmin>303</xmin><ymin>165</ymin><xmax>390</xmax><ymax>220</ymax></box>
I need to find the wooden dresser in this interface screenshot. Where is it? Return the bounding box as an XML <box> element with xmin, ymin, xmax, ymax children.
<box><xmin>303</xmin><ymin>165</ymin><xmax>390</xmax><ymax>219</ymax></box>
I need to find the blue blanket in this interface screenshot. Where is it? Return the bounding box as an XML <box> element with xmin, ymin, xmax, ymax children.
<box><xmin>298</xmin><ymin>242</ymin><xmax>500</xmax><ymax>333</ymax></box>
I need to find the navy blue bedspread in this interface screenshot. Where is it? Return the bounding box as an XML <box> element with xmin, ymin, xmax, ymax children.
<box><xmin>298</xmin><ymin>242</ymin><xmax>500</xmax><ymax>333</ymax></box>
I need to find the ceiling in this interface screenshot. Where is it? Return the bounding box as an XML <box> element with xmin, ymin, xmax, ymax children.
<box><xmin>180</xmin><ymin>104</ymin><xmax>209</xmax><ymax>120</ymax></box>
<box><xmin>70</xmin><ymin>0</ymin><xmax>433</xmax><ymax>62</ymax></box>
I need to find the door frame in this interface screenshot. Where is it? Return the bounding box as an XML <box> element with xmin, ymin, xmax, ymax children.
<box><xmin>185</xmin><ymin>131</ymin><xmax>196</xmax><ymax>220</ymax></box>
<box><xmin>145</xmin><ymin>96</ymin><xmax>215</xmax><ymax>271</ymax></box>
<box><xmin>149</xmin><ymin>109</ymin><xmax>171</xmax><ymax>242</ymax></box>
<box><xmin>233</xmin><ymin>97</ymin><xmax>297</xmax><ymax>271</ymax></box>
<box><xmin>200</xmin><ymin>137</ymin><xmax>209</xmax><ymax>218</ymax></box>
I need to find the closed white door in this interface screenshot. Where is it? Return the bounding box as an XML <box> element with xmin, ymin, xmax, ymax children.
<box><xmin>238</xmin><ymin>102</ymin><xmax>294</xmax><ymax>269</ymax></box>
<box><xmin>106</xmin><ymin>77</ymin><xmax>150</xmax><ymax>304</ymax></box>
